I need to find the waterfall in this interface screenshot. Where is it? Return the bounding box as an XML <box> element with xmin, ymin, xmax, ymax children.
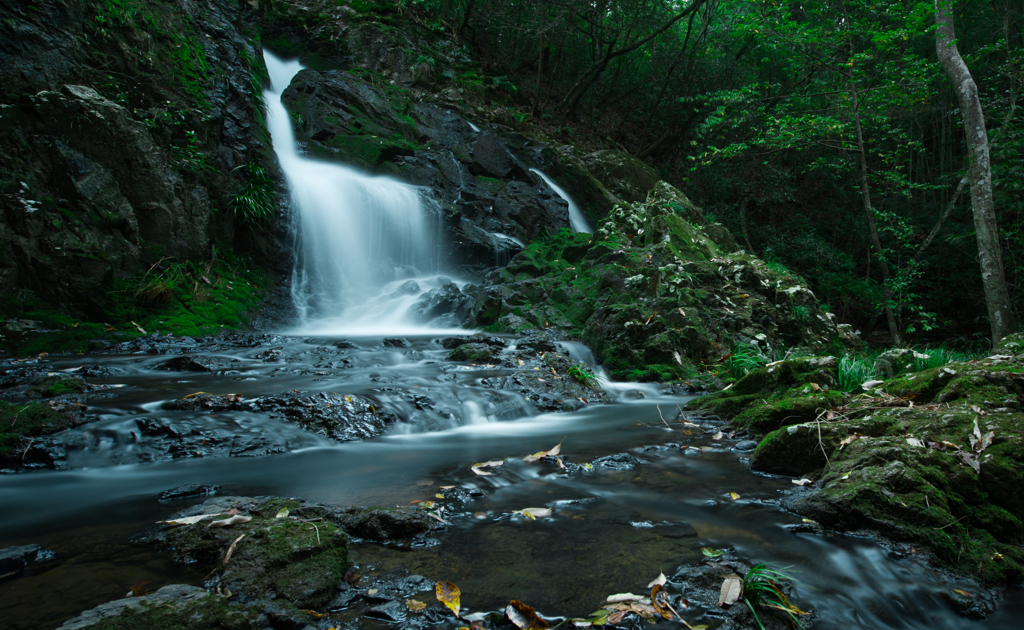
<box><xmin>530</xmin><ymin>168</ymin><xmax>592</xmax><ymax>234</ymax></box>
<box><xmin>263</xmin><ymin>52</ymin><xmax>451</xmax><ymax>334</ymax></box>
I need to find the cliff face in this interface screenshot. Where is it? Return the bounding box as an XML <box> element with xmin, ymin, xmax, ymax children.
<box><xmin>0</xmin><ymin>0</ymin><xmax>275</xmax><ymax>320</ymax></box>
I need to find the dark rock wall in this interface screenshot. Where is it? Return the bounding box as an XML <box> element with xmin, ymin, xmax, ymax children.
<box><xmin>0</xmin><ymin>0</ymin><xmax>278</xmax><ymax>319</ymax></box>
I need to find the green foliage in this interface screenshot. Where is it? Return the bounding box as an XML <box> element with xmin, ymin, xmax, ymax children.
<box><xmin>232</xmin><ymin>163</ymin><xmax>277</xmax><ymax>226</ymax></box>
<box><xmin>742</xmin><ymin>563</ymin><xmax>806</xmax><ymax>630</ymax></box>
<box><xmin>837</xmin><ymin>354</ymin><xmax>875</xmax><ymax>393</ymax></box>
<box><xmin>723</xmin><ymin>343</ymin><xmax>769</xmax><ymax>379</ymax></box>
<box><xmin>567</xmin><ymin>364</ymin><xmax>596</xmax><ymax>386</ymax></box>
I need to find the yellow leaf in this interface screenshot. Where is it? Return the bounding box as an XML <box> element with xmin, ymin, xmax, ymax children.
<box><xmin>406</xmin><ymin>599</ymin><xmax>427</xmax><ymax>612</ymax></box>
<box><xmin>729</xmin><ymin>492</ymin><xmax>740</xmax><ymax>500</ymax></box>
<box><xmin>436</xmin><ymin>493</ymin><xmax>446</xmax><ymax>499</ymax></box>
<box><xmin>436</xmin><ymin>580</ymin><xmax>461</xmax><ymax>618</ymax></box>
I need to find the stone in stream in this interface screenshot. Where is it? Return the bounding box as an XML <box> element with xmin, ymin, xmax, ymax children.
<box><xmin>157</xmin><ymin>355</ymin><xmax>226</xmax><ymax>373</ymax></box>
<box><xmin>0</xmin><ymin>544</ymin><xmax>55</xmax><ymax>577</ymax></box>
<box><xmin>158</xmin><ymin>483</ymin><xmax>220</xmax><ymax>502</ymax></box>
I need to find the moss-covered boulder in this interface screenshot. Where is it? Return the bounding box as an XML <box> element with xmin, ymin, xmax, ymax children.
<box><xmin>468</xmin><ymin>183</ymin><xmax>844</xmax><ymax>381</ymax></box>
<box><xmin>56</xmin><ymin>584</ymin><xmax>264</xmax><ymax>630</ymax></box>
<box><xmin>0</xmin><ymin>399</ymin><xmax>92</xmax><ymax>470</ymax></box>
<box><xmin>736</xmin><ymin>339</ymin><xmax>1024</xmax><ymax>584</ymax></box>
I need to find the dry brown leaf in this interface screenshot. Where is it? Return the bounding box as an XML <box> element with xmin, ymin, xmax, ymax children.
<box><xmin>406</xmin><ymin>599</ymin><xmax>427</xmax><ymax>612</ymax></box>
<box><xmin>506</xmin><ymin>600</ymin><xmax>549</xmax><ymax>630</ymax></box>
<box><xmin>515</xmin><ymin>507</ymin><xmax>552</xmax><ymax>519</ymax></box>
<box><xmin>607</xmin><ymin>611</ymin><xmax>627</xmax><ymax>625</ymax></box>
<box><xmin>650</xmin><ymin>584</ymin><xmax>672</xmax><ymax>620</ymax></box>
<box><xmin>223</xmin><ymin>533</ymin><xmax>245</xmax><ymax>564</ymax></box>
<box><xmin>606</xmin><ymin>593</ymin><xmax>643</xmax><ymax>603</ymax></box>
<box><xmin>208</xmin><ymin>515</ymin><xmax>251</xmax><ymax>528</ymax></box>
<box><xmin>523</xmin><ymin>441</ymin><xmax>564</xmax><ymax>463</ymax></box>
<box><xmin>158</xmin><ymin>512</ymin><xmax>223</xmax><ymax>526</ymax></box>
<box><xmin>471</xmin><ymin>460</ymin><xmax>505</xmax><ymax>476</ymax></box>
<box><xmin>646</xmin><ymin>571</ymin><xmax>667</xmax><ymax>588</ymax></box>
<box><xmin>718</xmin><ymin>575</ymin><xmax>743</xmax><ymax>607</ymax></box>
<box><xmin>436</xmin><ymin>580</ymin><xmax>461</xmax><ymax>618</ymax></box>
<box><xmin>838</xmin><ymin>433</ymin><xmax>862</xmax><ymax>450</ymax></box>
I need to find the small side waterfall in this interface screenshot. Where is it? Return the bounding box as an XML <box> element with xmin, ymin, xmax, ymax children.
<box><xmin>264</xmin><ymin>52</ymin><xmax>448</xmax><ymax>333</ymax></box>
<box><xmin>530</xmin><ymin>168</ymin><xmax>592</xmax><ymax>234</ymax></box>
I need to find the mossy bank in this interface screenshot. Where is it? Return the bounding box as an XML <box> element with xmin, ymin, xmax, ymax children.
<box><xmin>689</xmin><ymin>333</ymin><xmax>1024</xmax><ymax>584</ymax></box>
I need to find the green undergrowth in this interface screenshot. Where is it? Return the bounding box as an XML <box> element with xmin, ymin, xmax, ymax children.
<box><xmin>0</xmin><ymin>254</ymin><xmax>268</xmax><ymax>356</ymax></box>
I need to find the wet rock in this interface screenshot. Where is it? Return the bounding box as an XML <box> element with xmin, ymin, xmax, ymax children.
<box><xmin>1</xmin><ymin>399</ymin><xmax>94</xmax><ymax>471</ymax></box>
<box><xmin>591</xmin><ymin>453</ymin><xmax>641</xmax><ymax>470</ymax></box>
<box><xmin>734</xmin><ymin>440</ymin><xmax>758</xmax><ymax>451</ymax></box>
<box><xmin>335</xmin><ymin>340</ymin><xmax>358</xmax><ymax>349</ymax></box>
<box><xmin>0</xmin><ymin>544</ymin><xmax>55</xmax><ymax>576</ymax></box>
<box><xmin>365</xmin><ymin>600</ymin><xmax>407</xmax><ymax>622</ymax></box>
<box><xmin>159</xmin><ymin>483</ymin><xmax>220</xmax><ymax>502</ymax></box>
<box><xmin>162</xmin><ymin>393</ymin><xmax>244</xmax><ymax>412</ymax></box>
<box><xmin>256</xmin><ymin>347</ymin><xmax>283</xmax><ymax>361</ymax></box>
<box><xmin>448</xmin><ymin>342</ymin><xmax>502</xmax><ymax>363</ymax></box>
<box><xmin>383</xmin><ymin>338</ymin><xmax>410</xmax><ymax>349</ymax></box>
<box><xmin>251</xmin><ymin>391</ymin><xmax>399</xmax><ymax>442</ymax></box>
<box><xmin>0</xmin><ymin>372</ymin><xmax>87</xmax><ymax>399</ymax></box>
<box><xmin>56</xmin><ymin>584</ymin><xmax>218</xmax><ymax>630</ymax></box>
<box><xmin>408</xmin><ymin>283</ymin><xmax>473</xmax><ymax>326</ymax></box>
<box><xmin>157</xmin><ymin>355</ymin><xmax>226</xmax><ymax>373</ymax></box>
<box><xmin>144</xmin><ymin>496</ymin><xmax>350</xmax><ymax>610</ymax></box>
<box><xmin>332</xmin><ymin>506</ymin><xmax>438</xmax><ymax>543</ymax></box>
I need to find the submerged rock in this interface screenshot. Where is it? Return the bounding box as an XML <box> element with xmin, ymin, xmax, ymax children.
<box><xmin>0</xmin><ymin>544</ymin><xmax>55</xmax><ymax>577</ymax></box>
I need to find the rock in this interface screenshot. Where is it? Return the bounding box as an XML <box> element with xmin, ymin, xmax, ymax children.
<box><xmin>157</xmin><ymin>355</ymin><xmax>225</xmax><ymax>373</ymax></box>
<box><xmin>734</xmin><ymin>440</ymin><xmax>759</xmax><ymax>451</ymax></box>
<box><xmin>0</xmin><ymin>544</ymin><xmax>54</xmax><ymax>576</ymax></box>
<box><xmin>365</xmin><ymin>600</ymin><xmax>407</xmax><ymax>622</ymax></box>
<box><xmin>591</xmin><ymin>453</ymin><xmax>641</xmax><ymax>470</ymax></box>
<box><xmin>448</xmin><ymin>342</ymin><xmax>502</xmax><ymax>363</ymax></box>
<box><xmin>873</xmin><ymin>348</ymin><xmax>928</xmax><ymax>379</ymax></box>
<box><xmin>0</xmin><ymin>400</ymin><xmax>94</xmax><ymax>471</ymax></box>
<box><xmin>383</xmin><ymin>338</ymin><xmax>410</xmax><ymax>348</ymax></box>
<box><xmin>56</xmin><ymin>584</ymin><xmax>214</xmax><ymax>629</ymax></box>
<box><xmin>159</xmin><ymin>483</ymin><xmax>221</xmax><ymax>501</ymax></box>
<box><xmin>583</xmin><ymin>149</ymin><xmax>659</xmax><ymax>203</ymax></box>
<box><xmin>408</xmin><ymin>283</ymin><xmax>473</xmax><ymax>326</ymax></box>
<box><xmin>0</xmin><ymin>372</ymin><xmax>87</xmax><ymax>399</ymax></box>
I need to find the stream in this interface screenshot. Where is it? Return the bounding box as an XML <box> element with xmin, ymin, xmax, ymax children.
<box><xmin>0</xmin><ymin>336</ymin><xmax>1021</xmax><ymax>629</ymax></box>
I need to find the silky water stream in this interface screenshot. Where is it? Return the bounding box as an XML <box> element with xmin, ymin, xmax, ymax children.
<box><xmin>1</xmin><ymin>54</ymin><xmax>1021</xmax><ymax>629</ymax></box>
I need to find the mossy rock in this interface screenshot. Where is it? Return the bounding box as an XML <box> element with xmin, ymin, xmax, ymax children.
<box><xmin>448</xmin><ymin>342</ymin><xmax>502</xmax><ymax>362</ymax></box>
<box><xmin>56</xmin><ymin>584</ymin><xmax>264</xmax><ymax>630</ymax></box>
<box><xmin>0</xmin><ymin>400</ymin><xmax>90</xmax><ymax>465</ymax></box>
<box><xmin>155</xmin><ymin>498</ymin><xmax>349</xmax><ymax>610</ymax></box>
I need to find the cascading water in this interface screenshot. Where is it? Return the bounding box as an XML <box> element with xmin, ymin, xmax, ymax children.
<box><xmin>530</xmin><ymin>168</ymin><xmax>592</xmax><ymax>234</ymax></box>
<box><xmin>263</xmin><ymin>52</ymin><xmax>451</xmax><ymax>333</ymax></box>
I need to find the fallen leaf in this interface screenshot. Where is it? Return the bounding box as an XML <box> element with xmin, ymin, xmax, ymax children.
<box><xmin>523</xmin><ymin>440</ymin><xmax>564</xmax><ymax>463</ymax></box>
<box><xmin>792</xmin><ymin>478</ymin><xmax>813</xmax><ymax>486</ymax></box>
<box><xmin>650</xmin><ymin>584</ymin><xmax>672</xmax><ymax>620</ymax></box>
<box><xmin>801</xmin><ymin>518</ymin><xmax>817</xmax><ymax>525</ymax></box>
<box><xmin>954</xmin><ymin>588</ymin><xmax>973</xmax><ymax>598</ymax></box>
<box><xmin>718</xmin><ymin>575</ymin><xmax>743</xmax><ymax>607</ymax></box>
<box><xmin>275</xmin><ymin>508</ymin><xmax>289</xmax><ymax>519</ymax></box>
<box><xmin>223</xmin><ymin>534</ymin><xmax>245</xmax><ymax>564</ymax></box>
<box><xmin>861</xmin><ymin>379</ymin><xmax>885</xmax><ymax>390</ymax></box>
<box><xmin>993</xmin><ymin>553</ymin><xmax>1004</xmax><ymax>561</ymax></box>
<box><xmin>906</xmin><ymin>437</ymin><xmax>925</xmax><ymax>448</ymax></box>
<box><xmin>838</xmin><ymin>433</ymin><xmax>862</xmax><ymax>450</ymax></box>
<box><xmin>712</xmin><ymin>431</ymin><xmax>723</xmax><ymax>440</ymax></box>
<box><xmin>471</xmin><ymin>460</ymin><xmax>505</xmax><ymax>476</ymax></box>
<box><xmin>436</xmin><ymin>493</ymin><xmax>446</xmax><ymax>499</ymax></box>
<box><xmin>367</xmin><ymin>588</ymin><xmax>379</xmax><ymax>595</ymax></box>
<box><xmin>701</xmin><ymin>547</ymin><xmax>724</xmax><ymax>558</ymax></box>
<box><xmin>606</xmin><ymin>593</ymin><xmax>643</xmax><ymax>603</ymax></box>
<box><xmin>208</xmin><ymin>515</ymin><xmax>252</xmax><ymax>528</ymax></box>
<box><xmin>958</xmin><ymin>451</ymin><xmax>981</xmax><ymax>474</ymax></box>
<box><xmin>729</xmin><ymin>492</ymin><xmax>740</xmax><ymax>501</ymax></box>
<box><xmin>470</xmin><ymin>621</ymin><xmax>486</xmax><ymax>630</ymax></box>
<box><xmin>606</xmin><ymin>611</ymin><xmax>627</xmax><ymax>625</ymax></box>
<box><xmin>515</xmin><ymin>507</ymin><xmax>552</xmax><ymax>519</ymax></box>
<box><xmin>343</xmin><ymin>571</ymin><xmax>360</xmax><ymax>585</ymax></box>
<box><xmin>970</xmin><ymin>404</ymin><xmax>985</xmax><ymax>415</ymax></box>
<box><xmin>436</xmin><ymin>580</ymin><xmax>461</xmax><ymax>618</ymax></box>
<box><xmin>646</xmin><ymin>571</ymin><xmax>667</xmax><ymax>588</ymax></box>
<box><xmin>301</xmin><ymin>609</ymin><xmax>327</xmax><ymax>618</ymax></box>
<box><xmin>406</xmin><ymin>599</ymin><xmax>427</xmax><ymax>612</ymax></box>
<box><xmin>131</xmin><ymin>321</ymin><xmax>146</xmax><ymax>334</ymax></box>
<box><xmin>506</xmin><ymin>600</ymin><xmax>549</xmax><ymax>630</ymax></box>
<box><xmin>158</xmin><ymin>512</ymin><xmax>223</xmax><ymax>526</ymax></box>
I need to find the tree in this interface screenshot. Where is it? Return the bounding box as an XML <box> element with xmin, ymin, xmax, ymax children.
<box><xmin>934</xmin><ymin>0</ymin><xmax>1015</xmax><ymax>346</ymax></box>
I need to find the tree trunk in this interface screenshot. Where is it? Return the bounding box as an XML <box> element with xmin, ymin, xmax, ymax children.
<box><xmin>852</xmin><ymin>87</ymin><xmax>902</xmax><ymax>345</ymax></box>
<box><xmin>935</xmin><ymin>0</ymin><xmax>1015</xmax><ymax>346</ymax></box>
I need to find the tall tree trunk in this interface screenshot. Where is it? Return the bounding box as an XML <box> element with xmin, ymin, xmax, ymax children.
<box><xmin>935</xmin><ymin>0</ymin><xmax>1015</xmax><ymax>346</ymax></box>
<box><xmin>852</xmin><ymin>87</ymin><xmax>902</xmax><ymax>345</ymax></box>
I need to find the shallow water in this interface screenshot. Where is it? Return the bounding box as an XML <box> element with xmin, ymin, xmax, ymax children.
<box><xmin>0</xmin><ymin>335</ymin><xmax>1020</xmax><ymax>629</ymax></box>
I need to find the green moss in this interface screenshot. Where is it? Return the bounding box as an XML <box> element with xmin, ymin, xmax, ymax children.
<box><xmin>0</xmin><ymin>254</ymin><xmax>269</xmax><ymax>357</ymax></box>
<box><xmin>0</xmin><ymin>400</ymin><xmax>85</xmax><ymax>463</ymax></box>
<box><xmin>88</xmin><ymin>595</ymin><xmax>262</xmax><ymax>630</ymax></box>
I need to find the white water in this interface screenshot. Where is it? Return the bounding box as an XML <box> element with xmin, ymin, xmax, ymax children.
<box><xmin>264</xmin><ymin>52</ymin><xmax>453</xmax><ymax>334</ymax></box>
<box><xmin>530</xmin><ymin>168</ymin><xmax>592</xmax><ymax>234</ymax></box>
